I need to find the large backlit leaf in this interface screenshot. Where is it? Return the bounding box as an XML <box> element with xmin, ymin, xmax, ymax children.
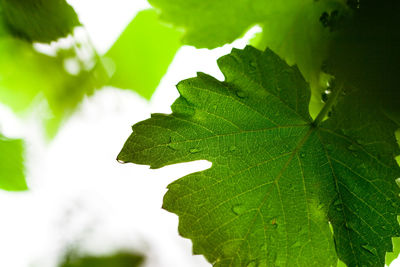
<box><xmin>105</xmin><ymin>9</ymin><xmax>182</xmax><ymax>100</ymax></box>
<box><xmin>119</xmin><ymin>46</ymin><xmax>400</xmax><ymax>266</ymax></box>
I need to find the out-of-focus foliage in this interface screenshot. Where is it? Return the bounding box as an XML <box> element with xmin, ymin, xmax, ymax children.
<box><xmin>147</xmin><ymin>0</ymin><xmax>350</xmax><ymax>117</ymax></box>
<box><xmin>0</xmin><ymin>0</ymin><xmax>99</xmax><ymax>138</ymax></box>
<box><xmin>0</xmin><ymin>36</ymin><xmax>104</xmax><ymax>137</ymax></box>
<box><xmin>0</xmin><ymin>133</ymin><xmax>26</xmax><ymax>191</ymax></box>
<box><xmin>0</xmin><ymin>0</ymin><xmax>80</xmax><ymax>43</ymax></box>
<box><xmin>59</xmin><ymin>252</ymin><xmax>144</xmax><ymax>267</ymax></box>
<box><xmin>105</xmin><ymin>9</ymin><xmax>182</xmax><ymax>100</ymax></box>
<box><xmin>0</xmin><ymin>6</ymin><xmax>182</xmax><ymax>137</ymax></box>
<box><xmin>0</xmin><ymin>1</ymin><xmax>75</xmax><ymax>191</ymax></box>
<box><xmin>0</xmin><ymin>2</ymin><xmax>185</xmax><ymax>190</ymax></box>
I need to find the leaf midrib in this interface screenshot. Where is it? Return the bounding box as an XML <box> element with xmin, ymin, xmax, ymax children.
<box><xmin>135</xmin><ymin>123</ymin><xmax>309</xmax><ymax>155</ymax></box>
<box><xmin>317</xmin><ymin>130</ymin><xmax>358</xmax><ymax>264</ymax></box>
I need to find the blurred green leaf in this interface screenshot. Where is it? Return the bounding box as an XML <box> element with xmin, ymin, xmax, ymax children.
<box><xmin>0</xmin><ymin>133</ymin><xmax>26</xmax><ymax>191</ymax></box>
<box><xmin>0</xmin><ymin>0</ymin><xmax>80</xmax><ymax>43</ymax></box>
<box><xmin>0</xmin><ymin>6</ymin><xmax>183</xmax><ymax>138</ymax></box>
<box><xmin>60</xmin><ymin>252</ymin><xmax>144</xmax><ymax>267</ymax></box>
<box><xmin>0</xmin><ymin>36</ymin><xmax>104</xmax><ymax>138</ymax></box>
<box><xmin>148</xmin><ymin>0</ymin><xmax>350</xmax><ymax>116</ymax></box>
<box><xmin>105</xmin><ymin>9</ymin><xmax>182</xmax><ymax>100</ymax></box>
<box><xmin>0</xmin><ymin>0</ymin><xmax>101</xmax><ymax>138</ymax></box>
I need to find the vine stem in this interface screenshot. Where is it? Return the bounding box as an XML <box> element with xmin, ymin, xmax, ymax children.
<box><xmin>312</xmin><ymin>83</ymin><xmax>343</xmax><ymax>127</ymax></box>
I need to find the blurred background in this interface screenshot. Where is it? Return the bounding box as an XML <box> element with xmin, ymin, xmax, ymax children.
<box><xmin>0</xmin><ymin>0</ymin><xmax>257</xmax><ymax>266</ymax></box>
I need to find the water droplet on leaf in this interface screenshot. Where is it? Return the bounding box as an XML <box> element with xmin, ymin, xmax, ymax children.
<box><xmin>326</xmin><ymin>144</ymin><xmax>334</xmax><ymax>151</ymax></box>
<box><xmin>271</xmin><ymin>218</ymin><xmax>278</xmax><ymax>228</ymax></box>
<box><xmin>356</xmin><ymin>139</ymin><xmax>365</xmax><ymax>146</ymax></box>
<box><xmin>291</xmin><ymin>241</ymin><xmax>301</xmax><ymax>248</ymax></box>
<box><xmin>287</xmin><ymin>183</ymin><xmax>294</xmax><ymax>191</ymax></box>
<box><xmin>249</xmin><ymin>61</ymin><xmax>257</xmax><ymax>70</ymax></box>
<box><xmin>361</xmin><ymin>244</ymin><xmax>377</xmax><ymax>255</ymax></box>
<box><xmin>333</xmin><ymin>198</ymin><xmax>342</xmax><ymax>205</ymax></box>
<box><xmin>167</xmin><ymin>137</ymin><xmax>179</xmax><ymax>150</ymax></box>
<box><xmin>333</xmin><ymin>198</ymin><xmax>343</xmax><ymax>211</ymax></box>
<box><xmin>167</xmin><ymin>143</ymin><xmax>177</xmax><ymax>150</ymax></box>
<box><xmin>232</xmin><ymin>204</ymin><xmax>246</xmax><ymax>215</ymax></box>
<box><xmin>246</xmin><ymin>260</ymin><xmax>258</xmax><ymax>267</ymax></box>
<box><xmin>117</xmin><ymin>159</ymin><xmax>127</xmax><ymax>164</ymax></box>
<box><xmin>236</xmin><ymin>90</ymin><xmax>247</xmax><ymax>98</ymax></box>
<box><xmin>342</xmin><ymin>129</ymin><xmax>351</xmax><ymax>136</ymax></box>
<box><xmin>347</xmin><ymin>144</ymin><xmax>357</xmax><ymax>151</ymax></box>
<box><xmin>300</xmin><ymin>152</ymin><xmax>306</xmax><ymax>158</ymax></box>
<box><xmin>298</xmin><ymin>226</ymin><xmax>308</xmax><ymax>236</ymax></box>
<box><xmin>189</xmin><ymin>148</ymin><xmax>200</xmax><ymax>154</ymax></box>
<box><xmin>335</xmin><ymin>206</ymin><xmax>343</xmax><ymax>212</ymax></box>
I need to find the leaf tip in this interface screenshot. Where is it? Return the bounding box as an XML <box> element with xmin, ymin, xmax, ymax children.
<box><xmin>116</xmin><ymin>149</ymin><xmax>130</xmax><ymax>165</ymax></box>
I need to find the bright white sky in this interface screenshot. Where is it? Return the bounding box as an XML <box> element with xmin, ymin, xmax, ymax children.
<box><xmin>0</xmin><ymin>1</ymin><xmax>398</xmax><ymax>267</ymax></box>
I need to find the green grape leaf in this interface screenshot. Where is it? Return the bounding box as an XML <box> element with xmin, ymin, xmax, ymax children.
<box><xmin>0</xmin><ymin>133</ymin><xmax>26</xmax><ymax>191</ymax></box>
<box><xmin>59</xmin><ymin>252</ymin><xmax>144</xmax><ymax>267</ymax></box>
<box><xmin>105</xmin><ymin>9</ymin><xmax>182</xmax><ymax>100</ymax></box>
<box><xmin>0</xmin><ymin>0</ymin><xmax>80</xmax><ymax>43</ymax></box>
<box><xmin>118</xmin><ymin>46</ymin><xmax>400</xmax><ymax>266</ymax></box>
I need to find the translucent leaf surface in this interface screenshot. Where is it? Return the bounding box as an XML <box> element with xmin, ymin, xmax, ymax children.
<box><xmin>119</xmin><ymin>46</ymin><xmax>400</xmax><ymax>266</ymax></box>
<box><xmin>0</xmin><ymin>133</ymin><xmax>26</xmax><ymax>191</ymax></box>
<box><xmin>105</xmin><ymin>9</ymin><xmax>182</xmax><ymax>100</ymax></box>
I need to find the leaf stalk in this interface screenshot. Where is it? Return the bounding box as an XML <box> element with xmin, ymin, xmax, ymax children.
<box><xmin>313</xmin><ymin>83</ymin><xmax>343</xmax><ymax>126</ymax></box>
